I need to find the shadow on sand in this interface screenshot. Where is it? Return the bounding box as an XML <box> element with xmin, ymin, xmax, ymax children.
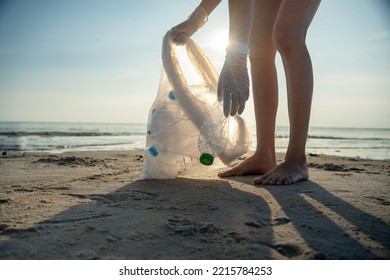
<box><xmin>262</xmin><ymin>180</ymin><xmax>390</xmax><ymax>259</ymax></box>
<box><xmin>0</xmin><ymin>177</ymin><xmax>389</xmax><ymax>259</ymax></box>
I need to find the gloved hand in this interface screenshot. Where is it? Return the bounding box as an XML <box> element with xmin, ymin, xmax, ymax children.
<box><xmin>218</xmin><ymin>43</ymin><xmax>250</xmax><ymax>117</ymax></box>
<box><xmin>171</xmin><ymin>6</ymin><xmax>208</xmax><ymax>46</ymax></box>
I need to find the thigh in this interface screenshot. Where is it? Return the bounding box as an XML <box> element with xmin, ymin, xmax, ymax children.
<box><xmin>274</xmin><ymin>0</ymin><xmax>321</xmax><ymax>38</ymax></box>
<box><xmin>249</xmin><ymin>0</ymin><xmax>281</xmax><ymax>51</ymax></box>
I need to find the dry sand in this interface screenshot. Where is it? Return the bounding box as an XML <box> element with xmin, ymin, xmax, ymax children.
<box><xmin>0</xmin><ymin>150</ymin><xmax>389</xmax><ymax>259</ymax></box>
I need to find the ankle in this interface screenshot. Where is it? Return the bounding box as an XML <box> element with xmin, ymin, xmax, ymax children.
<box><xmin>253</xmin><ymin>147</ymin><xmax>276</xmax><ymax>165</ymax></box>
<box><xmin>284</xmin><ymin>154</ymin><xmax>306</xmax><ymax>166</ymax></box>
<box><xmin>284</xmin><ymin>152</ymin><xmax>307</xmax><ymax>166</ymax></box>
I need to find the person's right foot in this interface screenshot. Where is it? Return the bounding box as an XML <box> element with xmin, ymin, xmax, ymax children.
<box><xmin>253</xmin><ymin>159</ymin><xmax>309</xmax><ymax>185</ymax></box>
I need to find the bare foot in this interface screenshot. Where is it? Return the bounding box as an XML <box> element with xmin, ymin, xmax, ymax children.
<box><xmin>253</xmin><ymin>159</ymin><xmax>309</xmax><ymax>185</ymax></box>
<box><xmin>218</xmin><ymin>154</ymin><xmax>276</xmax><ymax>177</ymax></box>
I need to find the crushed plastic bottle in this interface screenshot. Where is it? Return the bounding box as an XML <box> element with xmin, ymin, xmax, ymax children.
<box><xmin>140</xmin><ymin>31</ymin><xmax>251</xmax><ymax>179</ymax></box>
<box><xmin>197</xmin><ymin>101</ymin><xmax>228</xmax><ymax>166</ymax></box>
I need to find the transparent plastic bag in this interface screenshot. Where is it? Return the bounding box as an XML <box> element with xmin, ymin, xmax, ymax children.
<box><xmin>141</xmin><ymin>31</ymin><xmax>251</xmax><ymax>179</ymax></box>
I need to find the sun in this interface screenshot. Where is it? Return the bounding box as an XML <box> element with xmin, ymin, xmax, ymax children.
<box><xmin>209</xmin><ymin>29</ymin><xmax>229</xmax><ymax>52</ymax></box>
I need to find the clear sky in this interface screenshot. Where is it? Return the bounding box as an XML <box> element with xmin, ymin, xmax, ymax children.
<box><xmin>0</xmin><ymin>0</ymin><xmax>389</xmax><ymax>128</ymax></box>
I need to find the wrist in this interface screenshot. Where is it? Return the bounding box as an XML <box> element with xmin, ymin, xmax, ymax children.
<box><xmin>188</xmin><ymin>5</ymin><xmax>208</xmax><ymax>30</ymax></box>
<box><xmin>226</xmin><ymin>41</ymin><xmax>250</xmax><ymax>55</ymax></box>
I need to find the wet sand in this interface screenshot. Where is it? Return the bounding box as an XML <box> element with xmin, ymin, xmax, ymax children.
<box><xmin>0</xmin><ymin>150</ymin><xmax>389</xmax><ymax>259</ymax></box>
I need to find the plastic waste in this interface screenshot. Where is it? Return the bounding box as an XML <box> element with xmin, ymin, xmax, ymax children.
<box><xmin>141</xmin><ymin>31</ymin><xmax>251</xmax><ymax>179</ymax></box>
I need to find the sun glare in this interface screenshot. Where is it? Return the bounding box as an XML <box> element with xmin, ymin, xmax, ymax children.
<box><xmin>209</xmin><ymin>30</ymin><xmax>229</xmax><ymax>52</ymax></box>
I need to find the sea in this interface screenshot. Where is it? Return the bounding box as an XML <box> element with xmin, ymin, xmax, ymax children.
<box><xmin>0</xmin><ymin>122</ymin><xmax>389</xmax><ymax>160</ymax></box>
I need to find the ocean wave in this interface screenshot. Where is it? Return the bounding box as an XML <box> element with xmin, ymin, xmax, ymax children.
<box><xmin>2</xmin><ymin>131</ymin><xmax>388</xmax><ymax>141</ymax></box>
<box><xmin>0</xmin><ymin>131</ymin><xmax>144</xmax><ymax>137</ymax></box>
<box><xmin>275</xmin><ymin>134</ymin><xmax>390</xmax><ymax>141</ymax></box>
<box><xmin>54</xmin><ymin>141</ymin><xmax>136</xmax><ymax>149</ymax></box>
<box><xmin>305</xmin><ymin>146</ymin><xmax>390</xmax><ymax>150</ymax></box>
<box><xmin>0</xmin><ymin>141</ymin><xmax>141</xmax><ymax>152</ymax></box>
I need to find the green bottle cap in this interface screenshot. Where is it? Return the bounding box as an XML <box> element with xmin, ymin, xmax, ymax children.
<box><xmin>199</xmin><ymin>153</ymin><xmax>214</xmax><ymax>166</ymax></box>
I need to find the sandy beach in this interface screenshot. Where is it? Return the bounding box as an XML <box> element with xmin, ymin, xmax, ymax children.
<box><xmin>0</xmin><ymin>150</ymin><xmax>389</xmax><ymax>259</ymax></box>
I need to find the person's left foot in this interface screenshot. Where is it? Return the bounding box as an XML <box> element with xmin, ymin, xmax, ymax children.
<box><xmin>218</xmin><ymin>153</ymin><xmax>276</xmax><ymax>177</ymax></box>
<box><xmin>253</xmin><ymin>159</ymin><xmax>309</xmax><ymax>185</ymax></box>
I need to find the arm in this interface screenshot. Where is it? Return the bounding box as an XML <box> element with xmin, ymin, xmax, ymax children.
<box><xmin>227</xmin><ymin>0</ymin><xmax>253</xmax><ymax>45</ymax></box>
<box><xmin>171</xmin><ymin>0</ymin><xmax>222</xmax><ymax>45</ymax></box>
<box><xmin>218</xmin><ymin>0</ymin><xmax>253</xmax><ymax>117</ymax></box>
<box><xmin>199</xmin><ymin>0</ymin><xmax>222</xmax><ymax>15</ymax></box>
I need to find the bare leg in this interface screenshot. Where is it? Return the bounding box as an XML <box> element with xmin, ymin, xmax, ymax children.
<box><xmin>254</xmin><ymin>0</ymin><xmax>321</xmax><ymax>185</ymax></box>
<box><xmin>218</xmin><ymin>0</ymin><xmax>281</xmax><ymax>177</ymax></box>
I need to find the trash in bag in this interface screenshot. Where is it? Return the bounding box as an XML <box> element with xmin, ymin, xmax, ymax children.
<box><xmin>141</xmin><ymin>31</ymin><xmax>251</xmax><ymax>179</ymax></box>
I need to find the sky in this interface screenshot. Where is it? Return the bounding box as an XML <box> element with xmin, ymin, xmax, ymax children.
<box><xmin>0</xmin><ymin>0</ymin><xmax>389</xmax><ymax>128</ymax></box>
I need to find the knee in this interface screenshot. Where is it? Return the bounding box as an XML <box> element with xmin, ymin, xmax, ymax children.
<box><xmin>272</xmin><ymin>26</ymin><xmax>307</xmax><ymax>57</ymax></box>
<box><xmin>249</xmin><ymin>37</ymin><xmax>276</xmax><ymax>64</ymax></box>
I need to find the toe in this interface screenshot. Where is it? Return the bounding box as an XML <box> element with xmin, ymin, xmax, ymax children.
<box><xmin>261</xmin><ymin>178</ymin><xmax>271</xmax><ymax>185</ymax></box>
<box><xmin>283</xmin><ymin>177</ymin><xmax>294</xmax><ymax>185</ymax></box>
<box><xmin>268</xmin><ymin>177</ymin><xmax>279</xmax><ymax>185</ymax></box>
<box><xmin>276</xmin><ymin>178</ymin><xmax>284</xmax><ymax>185</ymax></box>
<box><xmin>253</xmin><ymin>176</ymin><xmax>264</xmax><ymax>184</ymax></box>
<box><xmin>218</xmin><ymin>170</ymin><xmax>230</xmax><ymax>177</ymax></box>
<box><xmin>218</xmin><ymin>167</ymin><xmax>239</xmax><ymax>177</ymax></box>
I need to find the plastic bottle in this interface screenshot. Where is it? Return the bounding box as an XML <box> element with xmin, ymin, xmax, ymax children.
<box><xmin>145</xmin><ymin>90</ymin><xmax>180</xmax><ymax>160</ymax></box>
<box><xmin>197</xmin><ymin>101</ymin><xmax>228</xmax><ymax>166</ymax></box>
